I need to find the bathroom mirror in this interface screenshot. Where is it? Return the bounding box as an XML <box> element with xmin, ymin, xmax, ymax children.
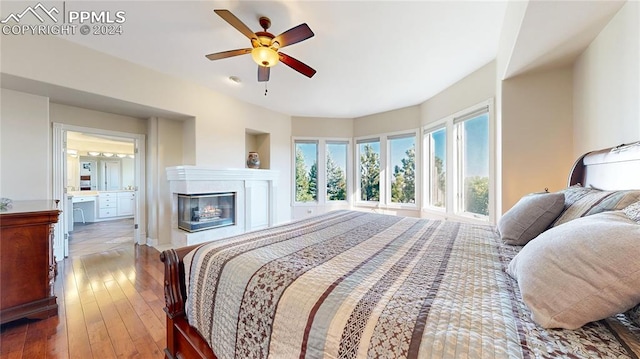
<box><xmin>66</xmin><ymin>131</ymin><xmax>135</xmax><ymax>192</ymax></box>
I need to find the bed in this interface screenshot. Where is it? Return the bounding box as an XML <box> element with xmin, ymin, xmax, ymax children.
<box><xmin>161</xmin><ymin>142</ymin><xmax>640</xmax><ymax>359</ymax></box>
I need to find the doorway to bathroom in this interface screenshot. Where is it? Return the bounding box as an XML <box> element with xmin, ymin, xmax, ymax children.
<box><xmin>53</xmin><ymin>124</ymin><xmax>146</xmax><ymax>259</ymax></box>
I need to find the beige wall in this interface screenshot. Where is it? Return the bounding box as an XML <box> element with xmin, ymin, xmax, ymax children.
<box><xmin>354</xmin><ymin>106</ymin><xmax>420</xmax><ymax>137</ymax></box>
<box><xmin>292</xmin><ymin>117</ymin><xmax>354</xmax><ymax>138</ymax></box>
<box><xmin>50</xmin><ymin>103</ymin><xmax>147</xmax><ymax>135</ymax></box>
<box><xmin>501</xmin><ymin>67</ymin><xmax>574</xmax><ymax>211</ymax></box>
<box><xmin>573</xmin><ymin>0</ymin><xmax>639</xmax><ymax>157</ymax></box>
<box><xmin>182</xmin><ymin>117</ymin><xmax>196</xmax><ymax>165</ymax></box>
<box><xmin>150</xmin><ymin>117</ymin><xmax>184</xmax><ymax>246</ymax></box>
<box><xmin>0</xmin><ymin>89</ymin><xmax>51</xmax><ymax>200</ymax></box>
<box><xmin>421</xmin><ymin>61</ymin><xmax>497</xmax><ymax>126</ymax></box>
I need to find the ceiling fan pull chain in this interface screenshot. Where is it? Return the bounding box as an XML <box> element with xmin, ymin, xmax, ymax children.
<box><xmin>264</xmin><ymin>82</ymin><xmax>268</xmax><ymax>96</ymax></box>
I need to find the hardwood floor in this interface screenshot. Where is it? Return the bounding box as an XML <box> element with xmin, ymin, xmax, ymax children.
<box><xmin>68</xmin><ymin>219</ymin><xmax>135</xmax><ymax>257</ymax></box>
<box><xmin>0</xmin><ymin>221</ymin><xmax>166</xmax><ymax>358</ymax></box>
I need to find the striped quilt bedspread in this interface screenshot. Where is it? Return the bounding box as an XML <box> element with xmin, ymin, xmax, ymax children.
<box><xmin>184</xmin><ymin>210</ymin><xmax>640</xmax><ymax>359</ymax></box>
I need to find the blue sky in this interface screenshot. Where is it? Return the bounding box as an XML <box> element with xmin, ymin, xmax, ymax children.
<box><xmin>464</xmin><ymin>114</ymin><xmax>489</xmax><ymax>177</ymax></box>
<box><xmin>389</xmin><ymin>137</ymin><xmax>415</xmax><ymax>170</ymax></box>
<box><xmin>297</xmin><ymin>143</ymin><xmax>317</xmax><ymax>170</ymax></box>
<box><xmin>430</xmin><ymin>114</ymin><xmax>488</xmax><ymax>178</ymax></box>
<box><xmin>297</xmin><ymin>143</ymin><xmax>348</xmax><ymax>171</ymax></box>
<box><xmin>432</xmin><ymin>128</ymin><xmax>446</xmax><ymax>161</ymax></box>
<box><xmin>326</xmin><ymin>143</ymin><xmax>347</xmax><ymax>170</ymax></box>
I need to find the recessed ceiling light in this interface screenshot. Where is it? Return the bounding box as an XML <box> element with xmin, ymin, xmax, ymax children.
<box><xmin>228</xmin><ymin>76</ymin><xmax>241</xmax><ymax>85</ymax></box>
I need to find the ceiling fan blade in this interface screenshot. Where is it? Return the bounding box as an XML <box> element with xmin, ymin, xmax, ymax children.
<box><xmin>279</xmin><ymin>52</ymin><xmax>316</xmax><ymax>78</ymax></box>
<box><xmin>273</xmin><ymin>23</ymin><xmax>314</xmax><ymax>48</ymax></box>
<box><xmin>258</xmin><ymin>66</ymin><xmax>270</xmax><ymax>82</ymax></box>
<box><xmin>205</xmin><ymin>48</ymin><xmax>252</xmax><ymax>61</ymax></box>
<box><xmin>214</xmin><ymin>9</ymin><xmax>256</xmax><ymax>40</ymax></box>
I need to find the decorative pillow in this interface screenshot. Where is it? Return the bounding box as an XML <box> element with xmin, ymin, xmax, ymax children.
<box><xmin>559</xmin><ymin>184</ymin><xmax>596</xmax><ymax>207</ymax></box>
<box><xmin>497</xmin><ymin>192</ymin><xmax>565</xmax><ymax>245</ymax></box>
<box><xmin>507</xmin><ymin>211</ymin><xmax>640</xmax><ymax>329</ymax></box>
<box><xmin>625</xmin><ymin>304</ymin><xmax>640</xmax><ymax>327</ymax></box>
<box><xmin>623</xmin><ymin>201</ymin><xmax>640</xmax><ymax>223</ymax></box>
<box><xmin>587</xmin><ymin>190</ymin><xmax>640</xmax><ymax>215</ymax></box>
<box><xmin>552</xmin><ymin>189</ymin><xmax>640</xmax><ymax>227</ymax></box>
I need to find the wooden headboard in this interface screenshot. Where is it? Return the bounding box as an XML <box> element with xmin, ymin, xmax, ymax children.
<box><xmin>568</xmin><ymin>141</ymin><xmax>640</xmax><ymax>190</ymax></box>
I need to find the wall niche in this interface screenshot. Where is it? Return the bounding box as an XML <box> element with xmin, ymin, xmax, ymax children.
<box><xmin>245</xmin><ymin>129</ymin><xmax>270</xmax><ymax>169</ymax></box>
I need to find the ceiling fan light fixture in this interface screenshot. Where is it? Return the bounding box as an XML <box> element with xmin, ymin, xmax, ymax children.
<box><xmin>251</xmin><ymin>46</ymin><xmax>279</xmax><ymax>67</ymax></box>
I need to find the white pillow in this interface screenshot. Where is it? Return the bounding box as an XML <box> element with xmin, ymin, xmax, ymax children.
<box><xmin>508</xmin><ymin>211</ymin><xmax>640</xmax><ymax>329</ymax></box>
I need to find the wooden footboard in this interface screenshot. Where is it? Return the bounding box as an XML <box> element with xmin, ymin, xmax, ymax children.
<box><xmin>160</xmin><ymin>245</ymin><xmax>217</xmax><ymax>359</ymax></box>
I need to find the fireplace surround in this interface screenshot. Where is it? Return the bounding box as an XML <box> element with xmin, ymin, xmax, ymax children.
<box><xmin>166</xmin><ymin>166</ymin><xmax>279</xmax><ymax>246</ymax></box>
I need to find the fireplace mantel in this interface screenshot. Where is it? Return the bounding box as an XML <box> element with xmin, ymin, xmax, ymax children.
<box><xmin>166</xmin><ymin>166</ymin><xmax>279</xmax><ymax>246</ymax></box>
<box><xmin>166</xmin><ymin>166</ymin><xmax>280</xmax><ymax>182</ymax></box>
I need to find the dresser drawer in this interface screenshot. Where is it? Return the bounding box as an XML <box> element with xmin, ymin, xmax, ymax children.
<box><xmin>99</xmin><ymin>208</ymin><xmax>117</xmax><ymax>218</ymax></box>
<box><xmin>72</xmin><ymin>196</ymin><xmax>96</xmax><ymax>203</ymax></box>
<box><xmin>117</xmin><ymin>192</ymin><xmax>135</xmax><ymax>198</ymax></box>
<box><xmin>99</xmin><ymin>201</ymin><xmax>117</xmax><ymax>209</ymax></box>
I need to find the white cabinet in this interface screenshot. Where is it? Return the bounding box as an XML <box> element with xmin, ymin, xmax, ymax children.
<box><xmin>117</xmin><ymin>192</ymin><xmax>135</xmax><ymax>216</ymax></box>
<box><xmin>245</xmin><ymin>181</ymin><xmax>269</xmax><ymax>231</ymax></box>
<box><xmin>98</xmin><ymin>192</ymin><xmax>118</xmax><ymax>218</ymax></box>
<box><xmin>98</xmin><ymin>191</ymin><xmax>135</xmax><ymax>219</ymax></box>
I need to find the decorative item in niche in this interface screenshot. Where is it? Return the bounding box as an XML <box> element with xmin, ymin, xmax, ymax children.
<box><xmin>247</xmin><ymin>152</ymin><xmax>260</xmax><ymax>169</ymax></box>
<box><xmin>0</xmin><ymin>198</ymin><xmax>12</xmax><ymax>210</ymax></box>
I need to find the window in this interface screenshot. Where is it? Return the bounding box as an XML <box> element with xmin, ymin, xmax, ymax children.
<box><xmin>423</xmin><ymin>100</ymin><xmax>493</xmax><ymax>221</ymax></box>
<box><xmin>294</xmin><ymin>140</ymin><xmax>318</xmax><ymax>202</ymax></box>
<box><xmin>326</xmin><ymin>141</ymin><xmax>348</xmax><ymax>201</ymax></box>
<box><xmin>425</xmin><ymin>127</ymin><xmax>446</xmax><ymax>208</ymax></box>
<box><xmin>357</xmin><ymin>138</ymin><xmax>380</xmax><ymax>202</ymax></box>
<box><xmin>389</xmin><ymin>134</ymin><xmax>416</xmax><ymax>203</ymax></box>
<box><xmin>456</xmin><ymin>110</ymin><xmax>490</xmax><ymax>217</ymax></box>
<box><xmin>293</xmin><ymin>138</ymin><xmax>351</xmax><ymax>206</ymax></box>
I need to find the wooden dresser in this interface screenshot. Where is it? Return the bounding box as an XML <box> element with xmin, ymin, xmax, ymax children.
<box><xmin>0</xmin><ymin>200</ymin><xmax>60</xmax><ymax>324</ymax></box>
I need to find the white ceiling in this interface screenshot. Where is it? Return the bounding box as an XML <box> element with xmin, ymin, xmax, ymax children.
<box><xmin>1</xmin><ymin>1</ymin><xmax>626</xmax><ymax>119</ymax></box>
<box><xmin>54</xmin><ymin>0</ymin><xmax>509</xmax><ymax>118</ymax></box>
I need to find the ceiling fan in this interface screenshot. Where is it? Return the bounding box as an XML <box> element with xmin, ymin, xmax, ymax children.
<box><xmin>206</xmin><ymin>9</ymin><xmax>316</xmax><ymax>83</ymax></box>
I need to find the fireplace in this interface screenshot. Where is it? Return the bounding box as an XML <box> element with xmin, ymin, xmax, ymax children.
<box><xmin>178</xmin><ymin>192</ymin><xmax>236</xmax><ymax>232</ymax></box>
<box><xmin>166</xmin><ymin>166</ymin><xmax>279</xmax><ymax>246</ymax></box>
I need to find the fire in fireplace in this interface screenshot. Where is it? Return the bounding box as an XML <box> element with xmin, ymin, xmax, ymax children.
<box><xmin>177</xmin><ymin>192</ymin><xmax>236</xmax><ymax>232</ymax></box>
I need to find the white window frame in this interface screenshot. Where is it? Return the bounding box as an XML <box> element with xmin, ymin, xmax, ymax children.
<box><xmin>422</xmin><ymin>99</ymin><xmax>496</xmax><ymax>224</ymax></box>
<box><xmin>355</xmin><ymin>130</ymin><xmax>420</xmax><ymax>210</ymax></box>
<box><xmin>292</xmin><ymin>137</ymin><xmax>352</xmax><ymax>206</ymax></box>
<box><xmin>423</xmin><ymin>124</ymin><xmax>447</xmax><ymax>213</ymax></box>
